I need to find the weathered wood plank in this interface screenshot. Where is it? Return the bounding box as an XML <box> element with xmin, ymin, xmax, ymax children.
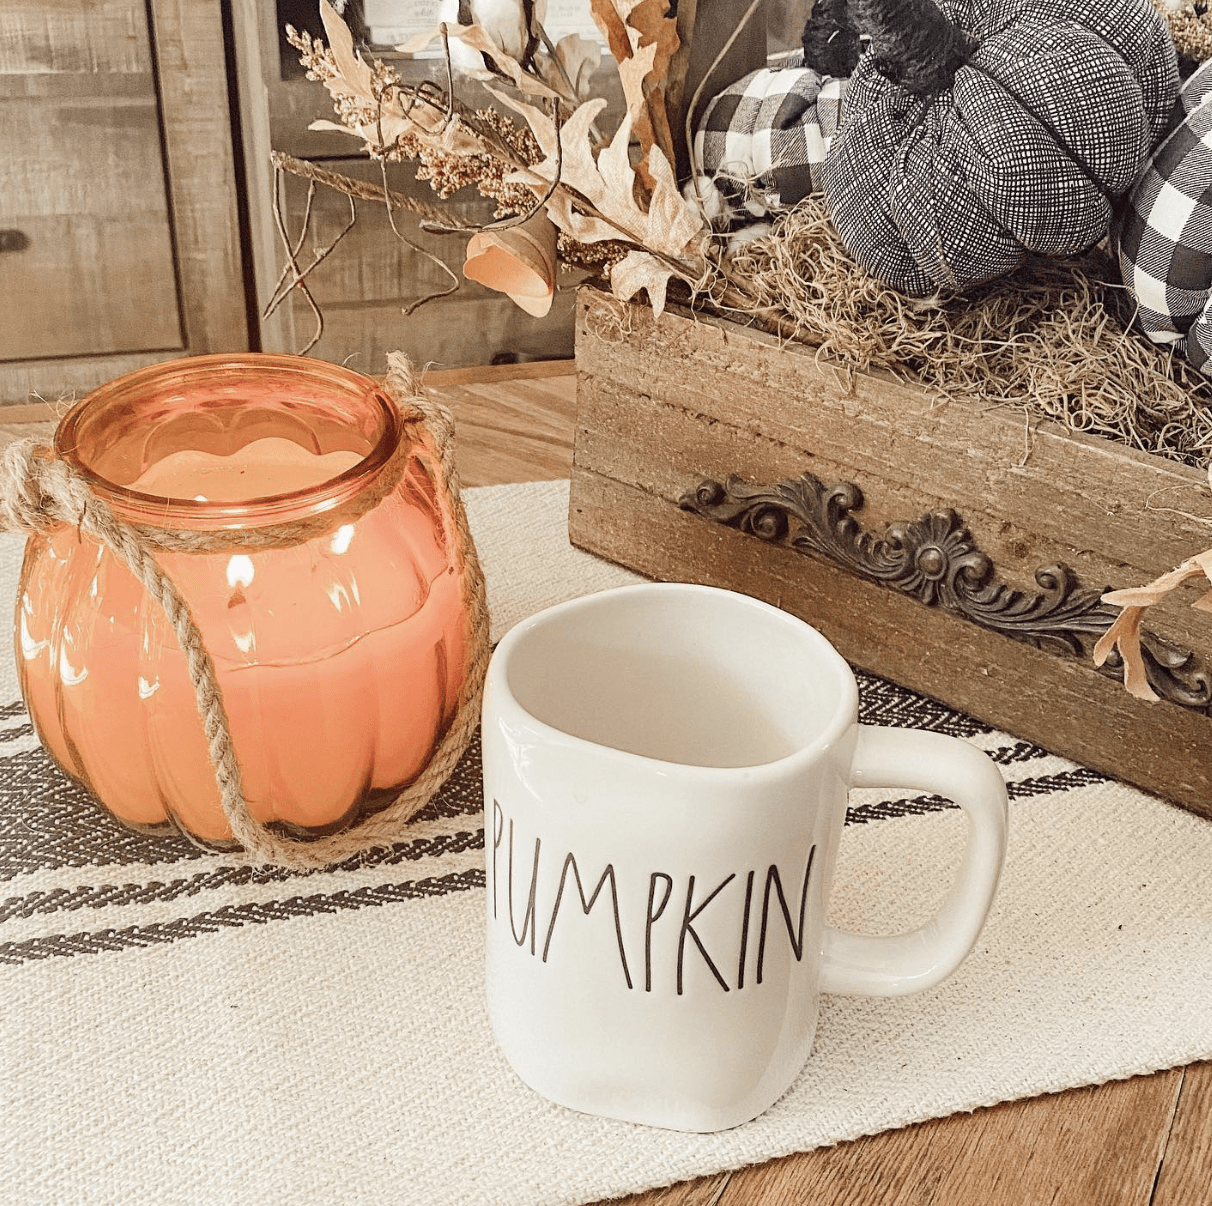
<box><xmin>568</xmin><ymin>467</ymin><xmax>1212</xmax><ymax>813</ymax></box>
<box><xmin>575</xmin><ymin>292</ymin><xmax>1211</xmax><ymax>579</ymax></box>
<box><xmin>261</xmin><ymin>158</ymin><xmax>578</xmax><ymax>368</ymax></box>
<box><xmin>0</xmin><ymin>212</ymin><xmax>181</xmax><ymax>362</ymax></box>
<box><xmin>1152</xmin><ymin>1063</ymin><xmax>1212</xmax><ymax>1206</ymax></box>
<box><xmin>0</xmin><ymin>353</ymin><xmax>172</xmax><ymax>409</ymax></box>
<box><xmin>0</xmin><ymin>0</ymin><xmax>182</xmax><ymax>366</ymax></box>
<box><xmin>570</xmin><ymin>289</ymin><xmax>1212</xmax><ymax>814</ymax></box>
<box><xmin>593</xmin><ymin>1170</ymin><xmax>732</xmax><ymax>1206</ymax></box>
<box><xmin>714</xmin><ymin>1071</ymin><xmax>1182</xmax><ymax>1206</ymax></box>
<box><xmin>149</xmin><ymin>0</ymin><xmax>251</xmax><ymax>353</ymax></box>
<box><xmin>571</xmin><ymin>367</ymin><xmax>1212</xmax><ymax>657</ymax></box>
<box><xmin>0</xmin><ymin>0</ymin><xmax>152</xmax><ymax>75</ymax></box>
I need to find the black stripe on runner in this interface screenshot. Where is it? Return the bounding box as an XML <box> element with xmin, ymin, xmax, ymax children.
<box><xmin>855</xmin><ymin>670</ymin><xmax>993</xmax><ymax>738</ymax></box>
<box><xmin>845</xmin><ymin>766</ymin><xmax>1110</xmax><ymax>825</ymax></box>
<box><xmin>989</xmin><ymin>740</ymin><xmax>1052</xmax><ymax>765</ymax></box>
<box><xmin>0</xmin><ymin>868</ymin><xmax>485</xmax><ymax>966</ymax></box>
<box><xmin>0</xmin><ymin>827</ymin><xmax>485</xmax><ymax>924</ymax></box>
<box><xmin>0</xmin><ymin>731</ymin><xmax>486</xmax><ymax>879</ymax></box>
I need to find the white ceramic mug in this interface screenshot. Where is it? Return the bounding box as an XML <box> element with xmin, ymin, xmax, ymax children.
<box><xmin>482</xmin><ymin>583</ymin><xmax>1007</xmax><ymax>1132</ymax></box>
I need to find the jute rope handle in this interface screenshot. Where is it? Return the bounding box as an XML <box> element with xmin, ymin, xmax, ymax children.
<box><xmin>0</xmin><ymin>352</ymin><xmax>490</xmax><ymax>869</ymax></box>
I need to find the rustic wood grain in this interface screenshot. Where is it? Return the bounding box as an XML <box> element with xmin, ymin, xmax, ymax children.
<box><xmin>715</xmin><ymin>1071</ymin><xmax>1183</xmax><ymax>1206</ymax></box>
<box><xmin>574</xmin><ymin>292</ymin><xmax>1212</xmax><ymax>586</ymax></box>
<box><xmin>0</xmin><ymin>0</ymin><xmax>249</xmax><ymax>404</ymax></box>
<box><xmin>569</xmin><ymin>467</ymin><xmax>1212</xmax><ymax>813</ymax></box>
<box><xmin>1152</xmin><ymin>1063</ymin><xmax>1212</xmax><ymax>1206</ymax></box>
<box><xmin>228</xmin><ymin>0</ymin><xmax>584</xmax><ymax>370</ymax></box>
<box><xmin>261</xmin><ymin>156</ymin><xmax>579</xmax><ymax>369</ymax></box>
<box><xmin>0</xmin><ymin>353</ymin><xmax>173</xmax><ymax>409</ymax></box>
<box><xmin>148</xmin><ymin>0</ymin><xmax>250</xmax><ymax>354</ymax></box>
<box><xmin>569</xmin><ymin>289</ymin><xmax>1212</xmax><ymax>816</ymax></box>
<box><xmin>0</xmin><ymin>2</ymin><xmax>181</xmax><ymax>363</ymax></box>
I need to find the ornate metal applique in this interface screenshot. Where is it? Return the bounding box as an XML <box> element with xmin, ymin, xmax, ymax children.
<box><xmin>679</xmin><ymin>472</ymin><xmax>1212</xmax><ymax>711</ymax></box>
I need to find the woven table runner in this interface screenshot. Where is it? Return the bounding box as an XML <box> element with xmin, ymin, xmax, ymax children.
<box><xmin>4</xmin><ymin>480</ymin><xmax>1212</xmax><ymax>1206</ymax></box>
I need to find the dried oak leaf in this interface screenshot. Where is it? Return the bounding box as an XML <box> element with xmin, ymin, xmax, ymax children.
<box><xmin>501</xmin><ymin>97</ymin><xmax>707</xmax><ymax>314</ymax></box>
<box><xmin>538</xmin><ymin>33</ymin><xmax>602</xmax><ymax>103</ymax></box>
<box><xmin>1094</xmin><ymin>550</ymin><xmax>1212</xmax><ymax>701</ymax></box>
<box><xmin>588</xmin><ymin>0</ymin><xmax>679</xmax><ymax>178</ymax></box>
<box><xmin>589</xmin><ymin>0</ymin><xmax>633</xmax><ymax>65</ymax></box>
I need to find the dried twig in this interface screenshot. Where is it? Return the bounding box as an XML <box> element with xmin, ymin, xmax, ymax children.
<box><xmin>271</xmin><ymin>151</ymin><xmax>472</xmax><ymax>230</ymax></box>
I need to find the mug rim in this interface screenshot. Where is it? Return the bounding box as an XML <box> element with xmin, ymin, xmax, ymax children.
<box><xmin>488</xmin><ymin>582</ymin><xmax>858</xmax><ymax>778</ymax></box>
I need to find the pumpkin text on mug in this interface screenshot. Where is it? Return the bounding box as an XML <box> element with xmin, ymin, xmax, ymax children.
<box><xmin>491</xmin><ymin>800</ymin><xmax>817</xmax><ymax>996</ymax></box>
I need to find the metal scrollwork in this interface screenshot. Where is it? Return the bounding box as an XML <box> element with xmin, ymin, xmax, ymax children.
<box><xmin>679</xmin><ymin>472</ymin><xmax>1212</xmax><ymax>711</ymax></box>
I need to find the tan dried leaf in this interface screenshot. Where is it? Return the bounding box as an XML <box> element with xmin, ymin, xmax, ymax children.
<box><xmin>407</xmin><ymin>23</ymin><xmax>564</xmax><ymax>99</ymax></box>
<box><xmin>1093</xmin><ymin>607</ymin><xmax>1157</xmax><ymax>701</ymax></box>
<box><xmin>538</xmin><ymin>33</ymin><xmax>602</xmax><ymax>102</ymax></box>
<box><xmin>516</xmin><ymin>107</ymin><xmax>705</xmax><ymax>257</ymax></box>
<box><xmin>319</xmin><ymin>0</ymin><xmax>375</xmax><ymax>102</ymax></box>
<box><xmin>544</xmin><ymin>190</ymin><xmax>625</xmax><ymax>244</ymax></box>
<box><xmin>1101</xmin><ymin>559</ymin><xmax>1208</xmax><ymax>608</ymax></box>
<box><xmin>606</xmin><ymin>0</ymin><xmax>681</xmax><ymax>182</ymax></box>
<box><xmin>589</xmin><ymin>0</ymin><xmax>633</xmax><ymax>64</ymax></box>
<box><xmin>463</xmin><ymin>212</ymin><xmax>558</xmax><ymax>317</ymax></box>
<box><xmin>397</xmin><ymin>27</ymin><xmax>443</xmax><ymax>54</ymax></box>
<box><xmin>624</xmin><ymin>0</ymin><xmax>680</xmax><ymax>92</ymax></box>
<box><xmin>1096</xmin><ymin>549</ymin><xmax>1212</xmax><ymax>700</ymax></box>
<box><xmin>610</xmin><ymin>248</ymin><xmax>675</xmax><ymax>316</ymax></box>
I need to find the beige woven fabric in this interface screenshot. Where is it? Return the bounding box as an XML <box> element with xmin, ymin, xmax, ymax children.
<box><xmin>3</xmin><ymin>481</ymin><xmax>1212</xmax><ymax>1206</ymax></box>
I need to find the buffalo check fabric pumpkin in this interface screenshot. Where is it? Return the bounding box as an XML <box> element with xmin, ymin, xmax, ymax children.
<box><xmin>821</xmin><ymin>0</ymin><xmax>1179</xmax><ymax>297</ymax></box>
<box><xmin>693</xmin><ymin>60</ymin><xmax>849</xmax><ymax>216</ymax></box>
<box><xmin>1116</xmin><ymin>60</ymin><xmax>1212</xmax><ymax>374</ymax></box>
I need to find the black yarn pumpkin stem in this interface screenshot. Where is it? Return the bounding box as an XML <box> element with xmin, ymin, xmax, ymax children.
<box><xmin>849</xmin><ymin>0</ymin><xmax>976</xmax><ymax>97</ymax></box>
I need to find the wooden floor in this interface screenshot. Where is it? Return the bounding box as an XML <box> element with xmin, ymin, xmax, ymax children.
<box><xmin>5</xmin><ymin>360</ymin><xmax>1210</xmax><ymax>1206</ymax></box>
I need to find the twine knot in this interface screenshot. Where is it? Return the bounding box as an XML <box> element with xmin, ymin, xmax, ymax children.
<box><xmin>0</xmin><ymin>440</ymin><xmax>93</xmax><ymax>538</ymax></box>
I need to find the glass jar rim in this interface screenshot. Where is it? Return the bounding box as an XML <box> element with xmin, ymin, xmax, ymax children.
<box><xmin>55</xmin><ymin>353</ymin><xmax>405</xmax><ymax>529</ymax></box>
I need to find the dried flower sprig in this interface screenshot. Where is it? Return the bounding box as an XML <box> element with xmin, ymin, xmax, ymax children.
<box><xmin>287</xmin><ymin>0</ymin><xmax>712</xmax><ymax>318</ymax></box>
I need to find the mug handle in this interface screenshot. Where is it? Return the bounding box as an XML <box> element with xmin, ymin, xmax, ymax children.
<box><xmin>819</xmin><ymin>726</ymin><xmax>1009</xmax><ymax>997</ymax></box>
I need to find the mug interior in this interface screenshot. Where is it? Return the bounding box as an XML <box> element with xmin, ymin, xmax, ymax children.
<box><xmin>503</xmin><ymin>585</ymin><xmax>854</xmax><ymax>768</ymax></box>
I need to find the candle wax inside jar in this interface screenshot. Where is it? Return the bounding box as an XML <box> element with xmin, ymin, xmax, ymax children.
<box><xmin>129</xmin><ymin>437</ymin><xmax>364</xmax><ymax>501</ymax></box>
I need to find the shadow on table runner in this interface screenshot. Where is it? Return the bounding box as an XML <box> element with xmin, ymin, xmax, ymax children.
<box><xmin>0</xmin><ymin>671</ymin><xmax>1107</xmax><ymax>968</ymax></box>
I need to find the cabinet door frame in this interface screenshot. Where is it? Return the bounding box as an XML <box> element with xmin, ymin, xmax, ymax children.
<box><xmin>0</xmin><ymin>0</ymin><xmax>249</xmax><ymax>406</ymax></box>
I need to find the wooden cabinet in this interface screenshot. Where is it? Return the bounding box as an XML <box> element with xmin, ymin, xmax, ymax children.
<box><xmin>0</xmin><ymin>0</ymin><xmax>248</xmax><ymax>406</ymax></box>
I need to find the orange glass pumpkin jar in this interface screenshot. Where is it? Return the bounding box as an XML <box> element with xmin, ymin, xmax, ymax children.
<box><xmin>15</xmin><ymin>354</ymin><xmax>467</xmax><ymax>845</ymax></box>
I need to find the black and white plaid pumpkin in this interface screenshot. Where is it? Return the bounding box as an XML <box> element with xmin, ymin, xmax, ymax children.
<box><xmin>820</xmin><ymin>0</ymin><xmax>1179</xmax><ymax>297</ymax></box>
<box><xmin>1115</xmin><ymin>60</ymin><xmax>1212</xmax><ymax>374</ymax></box>
<box><xmin>693</xmin><ymin>62</ymin><xmax>848</xmax><ymax>218</ymax></box>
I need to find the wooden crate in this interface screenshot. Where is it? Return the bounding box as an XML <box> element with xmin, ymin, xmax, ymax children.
<box><xmin>568</xmin><ymin>286</ymin><xmax>1212</xmax><ymax>817</ymax></box>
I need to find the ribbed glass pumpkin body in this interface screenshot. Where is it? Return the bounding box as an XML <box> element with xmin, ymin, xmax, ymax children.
<box><xmin>16</xmin><ymin>355</ymin><xmax>466</xmax><ymax>845</ymax></box>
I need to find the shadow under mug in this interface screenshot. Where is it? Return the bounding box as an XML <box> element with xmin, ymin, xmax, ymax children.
<box><xmin>482</xmin><ymin>583</ymin><xmax>1008</xmax><ymax>1132</ymax></box>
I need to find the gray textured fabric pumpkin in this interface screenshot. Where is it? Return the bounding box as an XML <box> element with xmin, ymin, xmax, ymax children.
<box><xmin>820</xmin><ymin>0</ymin><xmax>1179</xmax><ymax>297</ymax></box>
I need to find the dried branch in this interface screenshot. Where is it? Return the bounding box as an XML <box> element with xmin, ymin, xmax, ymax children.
<box><xmin>271</xmin><ymin>151</ymin><xmax>473</xmax><ymax>230</ymax></box>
